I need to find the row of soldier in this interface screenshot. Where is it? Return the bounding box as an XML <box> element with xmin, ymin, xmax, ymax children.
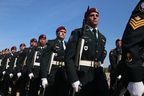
<box><xmin>0</xmin><ymin>39</ymin><xmax>123</xmax><ymax>96</ymax></box>
<box><xmin>0</xmin><ymin>0</ymin><xmax>144</xmax><ymax>96</ymax></box>
<box><xmin>0</xmin><ymin>34</ymin><xmax>48</xmax><ymax>96</ymax></box>
<box><xmin>0</xmin><ymin>7</ymin><xmax>110</xmax><ymax>96</ymax></box>
<box><xmin>0</xmin><ymin>26</ymin><xmax>69</xmax><ymax>96</ymax></box>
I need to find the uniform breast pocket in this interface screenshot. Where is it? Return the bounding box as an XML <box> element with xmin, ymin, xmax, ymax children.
<box><xmin>82</xmin><ymin>38</ymin><xmax>96</xmax><ymax>59</ymax></box>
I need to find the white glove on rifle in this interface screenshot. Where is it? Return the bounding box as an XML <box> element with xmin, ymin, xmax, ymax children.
<box><xmin>72</xmin><ymin>80</ymin><xmax>81</xmax><ymax>92</ymax></box>
<box><xmin>127</xmin><ymin>81</ymin><xmax>144</xmax><ymax>96</ymax></box>
<box><xmin>29</xmin><ymin>73</ymin><xmax>34</xmax><ymax>79</ymax></box>
<box><xmin>9</xmin><ymin>73</ymin><xmax>13</xmax><ymax>78</ymax></box>
<box><xmin>41</xmin><ymin>78</ymin><xmax>48</xmax><ymax>88</ymax></box>
<box><xmin>2</xmin><ymin>71</ymin><xmax>6</xmax><ymax>75</ymax></box>
<box><xmin>17</xmin><ymin>72</ymin><xmax>22</xmax><ymax>78</ymax></box>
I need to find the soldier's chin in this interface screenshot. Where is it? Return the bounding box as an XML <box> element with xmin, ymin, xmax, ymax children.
<box><xmin>59</xmin><ymin>37</ymin><xmax>65</xmax><ymax>40</ymax></box>
<box><xmin>92</xmin><ymin>23</ymin><xmax>98</xmax><ymax>27</ymax></box>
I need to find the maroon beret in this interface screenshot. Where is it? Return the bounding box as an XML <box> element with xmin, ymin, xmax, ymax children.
<box><xmin>56</xmin><ymin>26</ymin><xmax>66</xmax><ymax>33</ymax></box>
<box><xmin>84</xmin><ymin>8</ymin><xmax>99</xmax><ymax>19</ymax></box>
<box><xmin>39</xmin><ymin>34</ymin><xmax>46</xmax><ymax>40</ymax></box>
<box><xmin>30</xmin><ymin>38</ymin><xmax>37</xmax><ymax>42</ymax></box>
<box><xmin>5</xmin><ymin>48</ymin><xmax>9</xmax><ymax>51</ymax></box>
<box><xmin>11</xmin><ymin>46</ymin><xmax>17</xmax><ymax>50</ymax></box>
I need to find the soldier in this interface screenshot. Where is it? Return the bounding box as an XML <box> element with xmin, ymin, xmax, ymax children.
<box><xmin>16</xmin><ymin>38</ymin><xmax>37</xmax><ymax>96</ymax></box>
<box><xmin>6</xmin><ymin>46</ymin><xmax>19</xmax><ymax>96</ymax></box>
<box><xmin>65</xmin><ymin>7</ymin><xmax>109</xmax><ymax>96</ymax></box>
<box><xmin>109</xmin><ymin>39</ymin><xmax>122</xmax><ymax>94</ymax></box>
<box><xmin>117</xmin><ymin>0</ymin><xmax>144</xmax><ymax>96</ymax></box>
<box><xmin>0</xmin><ymin>49</ymin><xmax>6</xmax><ymax>95</ymax></box>
<box><xmin>15</xmin><ymin>43</ymin><xmax>26</xmax><ymax>79</ymax></box>
<box><xmin>29</xmin><ymin>34</ymin><xmax>47</xmax><ymax>96</ymax></box>
<box><xmin>40</xmin><ymin>26</ymin><xmax>68</xmax><ymax>96</ymax></box>
<box><xmin>0</xmin><ymin>51</ymin><xmax>2</xmax><ymax>65</ymax></box>
<box><xmin>14</xmin><ymin>43</ymin><xmax>26</xmax><ymax>96</ymax></box>
<box><xmin>0</xmin><ymin>48</ymin><xmax>12</xmax><ymax>96</ymax></box>
<box><xmin>0</xmin><ymin>50</ymin><xmax>5</xmax><ymax>78</ymax></box>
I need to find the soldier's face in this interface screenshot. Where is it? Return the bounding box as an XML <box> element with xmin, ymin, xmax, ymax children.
<box><xmin>20</xmin><ymin>45</ymin><xmax>26</xmax><ymax>51</ymax></box>
<box><xmin>57</xmin><ymin>29</ymin><xmax>66</xmax><ymax>40</ymax></box>
<box><xmin>5</xmin><ymin>50</ymin><xmax>10</xmax><ymax>54</ymax></box>
<box><xmin>30</xmin><ymin>41</ymin><xmax>37</xmax><ymax>47</ymax></box>
<box><xmin>2</xmin><ymin>51</ymin><xmax>5</xmax><ymax>55</ymax></box>
<box><xmin>87</xmin><ymin>12</ymin><xmax>99</xmax><ymax>28</ymax></box>
<box><xmin>39</xmin><ymin>38</ymin><xmax>47</xmax><ymax>46</ymax></box>
<box><xmin>11</xmin><ymin>49</ymin><xmax>16</xmax><ymax>53</ymax></box>
<box><xmin>116</xmin><ymin>41</ymin><xmax>122</xmax><ymax>48</ymax></box>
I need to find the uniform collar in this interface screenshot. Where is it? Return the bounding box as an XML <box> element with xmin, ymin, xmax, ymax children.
<box><xmin>88</xmin><ymin>26</ymin><xmax>98</xmax><ymax>32</ymax></box>
<box><xmin>58</xmin><ymin>39</ymin><xmax>64</xmax><ymax>44</ymax></box>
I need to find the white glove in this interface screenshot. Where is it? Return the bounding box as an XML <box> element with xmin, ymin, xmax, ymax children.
<box><xmin>2</xmin><ymin>71</ymin><xmax>6</xmax><ymax>75</ymax></box>
<box><xmin>29</xmin><ymin>73</ymin><xmax>34</xmax><ymax>79</ymax></box>
<box><xmin>117</xmin><ymin>75</ymin><xmax>122</xmax><ymax>79</ymax></box>
<box><xmin>9</xmin><ymin>73</ymin><xmax>13</xmax><ymax>78</ymax></box>
<box><xmin>41</xmin><ymin>78</ymin><xmax>48</xmax><ymax>88</ymax></box>
<box><xmin>17</xmin><ymin>72</ymin><xmax>22</xmax><ymax>78</ymax></box>
<box><xmin>72</xmin><ymin>80</ymin><xmax>81</xmax><ymax>92</ymax></box>
<box><xmin>127</xmin><ymin>81</ymin><xmax>144</xmax><ymax>96</ymax></box>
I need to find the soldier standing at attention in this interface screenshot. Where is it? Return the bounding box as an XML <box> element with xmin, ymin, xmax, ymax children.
<box><xmin>29</xmin><ymin>34</ymin><xmax>47</xmax><ymax>96</ymax></box>
<box><xmin>14</xmin><ymin>43</ymin><xmax>26</xmax><ymax>96</ymax></box>
<box><xmin>65</xmin><ymin>7</ymin><xmax>109</xmax><ymax>96</ymax></box>
<box><xmin>16</xmin><ymin>38</ymin><xmax>37</xmax><ymax>96</ymax></box>
<box><xmin>41</xmin><ymin>26</ymin><xmax>68</xmax><ymax>96</ymax></box>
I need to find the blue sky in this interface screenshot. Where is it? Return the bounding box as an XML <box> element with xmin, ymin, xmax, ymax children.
<box><xmin>0</xmin><ymin>0</ymin><xmax>138</xmax><ymax>67</ymax></box>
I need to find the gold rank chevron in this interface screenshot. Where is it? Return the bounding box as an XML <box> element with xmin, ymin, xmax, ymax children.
<box><xmin>129</xmin><ymin>18</ymin><xmax>144</xmax><ymax>30</ymax></box>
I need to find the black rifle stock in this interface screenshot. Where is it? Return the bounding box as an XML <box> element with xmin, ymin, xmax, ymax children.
<box><xmin>25</xmin><ymin>78</ymin><xmax>31</xmax><ymax>96</ymax></box>
<box><xmin>69</xmin><ymin>6</ymin><xmax>89</xmax><ymax>96</ymax></box>
<box><xmin>38</xmin><ymin>85</ymin><xmax>46</xmax><ymax>96</ymax></box>
<box><xmin>74</xmin><ymin>6</ymin><xmax>89</xmax><ymax>70</ymax></box>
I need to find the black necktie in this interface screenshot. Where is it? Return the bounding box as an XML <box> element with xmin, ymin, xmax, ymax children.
<box><xmin>93</xmin><ymin>29</ymin><xmax>97</xmax><ymax>39</ymax></box>
<box><xmin>60</xmin><ymin>41</ymin><xmax>64</xmax><ymax>50</ymax></box>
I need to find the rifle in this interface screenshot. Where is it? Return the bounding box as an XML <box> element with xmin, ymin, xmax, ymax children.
<box><xmin>111</xmin><ymin>75</ymin><xmax>128</xmax><ymax>96</ymax></box>
<box><xmin>7</xmin><ymin>76</ymin><xmax>13</xmax><ymax>96</ymax></box>
<box><xmin>25</xmin><ymin>78</ymin><xmax>31</xmax><ymax>96</ymax></box>
<box><xmin>69</xmin><ymin>6</ymin><xmax>89</xmax><ymax>96</ymax></box>
<box><xmin>74</xmin><ymin>6</ymin><xmax>89</xmax><ymax>70</ymax></box>
<box><xmin>69</xmin><ymin>87</ymin><xmax>76</xmax><ymax>96</ymax></box>
<box><xmin>38</xmin><ymin>85</ymin><xmax>46</xmax><ymax>96</ymax></box>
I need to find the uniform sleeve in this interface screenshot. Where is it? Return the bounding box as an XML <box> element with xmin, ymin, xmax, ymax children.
<box><xmin>122</xmin><ymin>28</ymin><xmax>144</xmax><ymax>81</ymax></box>
<box><xmin>121</xmin><ymin>2</ymin><xmax>144</xmax><ymax>81</ymax></box>
<box><xmin>40</xmin><ymin>44</ymin><xmax>52</xmax><ymax>78</ymax></box>
<box><xmin>101</xmin><ymin>49</ymin><xmax>107</xmax><ymax>64</ymax></box>
<box><xmin>99</xmin><ymin>34</ymin><xmax>107</xmax><ymax>63</ymax></box>
<box><xmin>65</xmin><ymin>30</ymin><xmax>79</xmax><ymax>83</ymax></box>
<box><xmin>109</xmin><ymin>50</ymin><xmax>117</xmax><ymax>70</ymax></box>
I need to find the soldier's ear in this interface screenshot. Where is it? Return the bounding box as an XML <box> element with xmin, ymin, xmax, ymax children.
<box><xmin>56</xmin><ymin>32</ymin><xmax>59</xmax><ymax>37</ymax></box>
